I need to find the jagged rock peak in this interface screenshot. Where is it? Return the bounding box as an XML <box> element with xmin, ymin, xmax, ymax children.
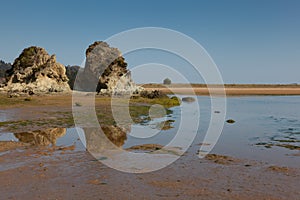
<box><xmin>10</xmin><ymin>47</ymin><xmax>50</xmax><ymax>71</ymax></box>
<box><xmin>85</xmin><ymin>41</ymin><xmax>120</xmax><ymax>57</ymax></box>
<box><xmin>5</xmin><ymin>46</ymin><xmax>70</xmax><ymax>96</ymax></box>
<box><xmin>82</xmin><ymin>41</ymin><xmax>142</xmax><ymax>94</ymax></box>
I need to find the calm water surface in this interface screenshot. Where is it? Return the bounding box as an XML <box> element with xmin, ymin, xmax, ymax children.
<box><xmin>125</xmin><ymin>95</ymin><xmax>300</xmax><ymax>167</ymax></box>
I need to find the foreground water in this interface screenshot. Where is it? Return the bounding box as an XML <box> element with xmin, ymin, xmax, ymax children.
<box><xmin>209</xmin><ymin>96</ymin><xmax>300</xmax><ymax>167</ymax></box>
<box><xmin>0</xmin><ymin>96</ymin><xmax>299</xmax><ymax>167</ymax></box>
<box><xmin>127</xmin><ymin>95</ymin><xmax>300</xmax><ymax>167</ymax></box>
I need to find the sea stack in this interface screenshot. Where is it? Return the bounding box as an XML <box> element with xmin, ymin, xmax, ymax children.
<box><xmin>5</xmin><ymin>46</ymin><xmax>70</xmax><ymax>96</ymax></box>
<box><xmin>74</xmin><ymin>41</ymin><xmax>142</xmax><ymax>94</ymax></box>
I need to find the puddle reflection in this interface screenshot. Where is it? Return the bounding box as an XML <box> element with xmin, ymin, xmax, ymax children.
<box><xmin>14</xmin><ymin>128</ymin><xmax>66</xmax><ymax>146</ymax></box>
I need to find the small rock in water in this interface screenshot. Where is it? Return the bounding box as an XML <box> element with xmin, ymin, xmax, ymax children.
<box><xmin>182</xmin><ymin>97</ymin><xmax>196</xmax><ymax>102</ymax></box>
<box><xmin>226</xmin><ymin>119</ymin><xmax>235</xmax><ymax>124</ymax></box>
<box><xmin>75</xmin><ymin>102</ymin><xmax>82</xmax><ymax>107</ymax></box>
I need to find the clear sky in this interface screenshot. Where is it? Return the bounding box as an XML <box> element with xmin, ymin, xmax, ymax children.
<box><xmin>0</xmin><ymin>0</ymin><xmax>299</xmax><ymax>83</ymax></box>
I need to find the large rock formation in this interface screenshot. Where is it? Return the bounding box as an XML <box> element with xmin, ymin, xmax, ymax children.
<box><xmin>74</xmin><ymin>41</ymin><xmax>142</xmax><ymax>94</ymax></box>
<box><xmin>5</xmin><ymin>46</ymin><xmax>70</xmax><ymax>95</ymax></box>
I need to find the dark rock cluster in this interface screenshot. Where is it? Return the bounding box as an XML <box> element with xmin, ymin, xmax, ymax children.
<box><xmin>65</xmin><ymin>65</ymin><xmax>80</xmax><ymax>90</ymax></box>
<box><xmin>0</xmin><ymin>60</ymin><xmax>11</xmax><ymax>84</ymax></box>
<box><xmin>140</xmin><ymin>90</ymin><xmax>167</xmax><ymax>99</ymax></box>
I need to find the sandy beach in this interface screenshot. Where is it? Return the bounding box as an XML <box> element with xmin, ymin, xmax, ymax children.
<box><xmin>142</xmin><ymin>84</ymin><xmax>300</xmax><ymax>96</ymax></box>
<box><xmin>1</xmin><ymin>145</ymin><xmax>299</xmax><ymax>200</ymax></box>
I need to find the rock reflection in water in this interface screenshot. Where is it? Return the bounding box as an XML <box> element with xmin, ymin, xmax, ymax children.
<box><xmin>101</xmin><ymin>125</ymin><xmax>127</xmax><ymax>147</ymax></box>
<box><xmin>84</xmin><ymin>118</ymin><xmax>176</xmax><ymax>154</ymax></box>
<box><xmin>84</xmin><ymin>125</ymin><xmax>127</xmax><ymax>153</ymax></box>
<box><xmin>152</xmin><ymin>120</ymin><xmax>175</xmax><ymax>130</ymax></box>
<box><xmin>14</xmin><ymin>128</ymin><xmax>66</xmax><ymax>146</ymax></box>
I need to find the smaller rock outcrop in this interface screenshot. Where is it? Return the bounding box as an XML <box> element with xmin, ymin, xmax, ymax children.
<box><xmin>75</xmin><ymin>41</ymin><xmax>142</xmax><ymax>94</ymax></box>
<box><xmin>140</xmin><ymin>90</ymin><xmax>167</xmax><ymax>99</ymax></box>
<box><xmin>65</xmin><ymin>65</ymin><xmax>80</xmax><ymax>90</ymax></box>
<box><xmin>0</xmin><ymin>60</ymin><xmax>11</xmax><ymax>84</ymax></box>
<box><xmin>5</xmin><ymin>46</ymin><xmax>70</xmax><ymax>95</ymax></box>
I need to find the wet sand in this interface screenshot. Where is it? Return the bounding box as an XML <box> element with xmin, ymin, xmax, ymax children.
<box><xmin>0</xmin><ymin>93</ymin><xmax>300</xmax><ymax>199</ymax></box>
<box><xmin>0</xmin><ymin>145</ymin><xmax>299</xmax><ymax>199</ymax></box>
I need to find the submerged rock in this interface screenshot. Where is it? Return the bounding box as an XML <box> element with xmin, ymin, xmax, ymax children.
<box><xmin>226</xmin><ymin>119</ymin><xmax>236</xmax><ymax>124</ymax></box>
<box><xmin>182</xmin><ymin>97</ymin><xmax>196</xmax><ymax>102</ymax></box>
<box><xmin>126</xmin><ymin>144</ymin><xmax>163</xmax><ymax>152</ymax></box>
<box><xmin>267</xmin><ymin>165</ymin><xmax>290</xmax><ymax>173</ymax></box>
<box><xmin>126</xmin><ymin>144</ymin><xmax>183</xmax><ymax>155</ymax></box>
<box><xmin>5</xmin><ymin>46</ymin><xmax>70</xmax><ymax>95</ymax></box>
<box><xmin>205</xmin><ymin>154</ymin><xmax>239</xmax><ymax>165</ymax></box>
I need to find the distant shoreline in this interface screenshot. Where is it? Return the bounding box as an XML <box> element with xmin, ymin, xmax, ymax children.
<box><xmin>141</xmin><ymin>83</ymin><xmax>300</xmax><ymax>96</ymax></box>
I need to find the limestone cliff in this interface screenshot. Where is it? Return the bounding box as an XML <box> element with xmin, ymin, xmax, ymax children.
<box><xmin>75</xmin><ymin>41</ymin><xmax>142</xmax><ymax>94</ymax></box>
<box><xmin>5</xmin><ymin>46</ymin><xmax>70</xmax><ymax>95</ymax></box>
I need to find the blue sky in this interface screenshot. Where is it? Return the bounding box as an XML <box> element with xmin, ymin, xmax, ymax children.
<box><xmin>0</xmin><ymin>0</ymin><xmax>299</xmax><ymax>83</ymax></box>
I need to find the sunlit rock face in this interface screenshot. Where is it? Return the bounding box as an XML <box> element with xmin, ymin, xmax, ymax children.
<box><xmin>5</xmin><ymin>46</ymin><xmax>70</xmax><ymax>95</ymax></box>
<box><xmin>14</xmin><ymin>128</ymin><xmax>66</xmax><ymax>146</ymax></box>
<box><xmin>74</xmin><ymin>41</ymin><xmax>142</xmax><ymax>94</ymax></box>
